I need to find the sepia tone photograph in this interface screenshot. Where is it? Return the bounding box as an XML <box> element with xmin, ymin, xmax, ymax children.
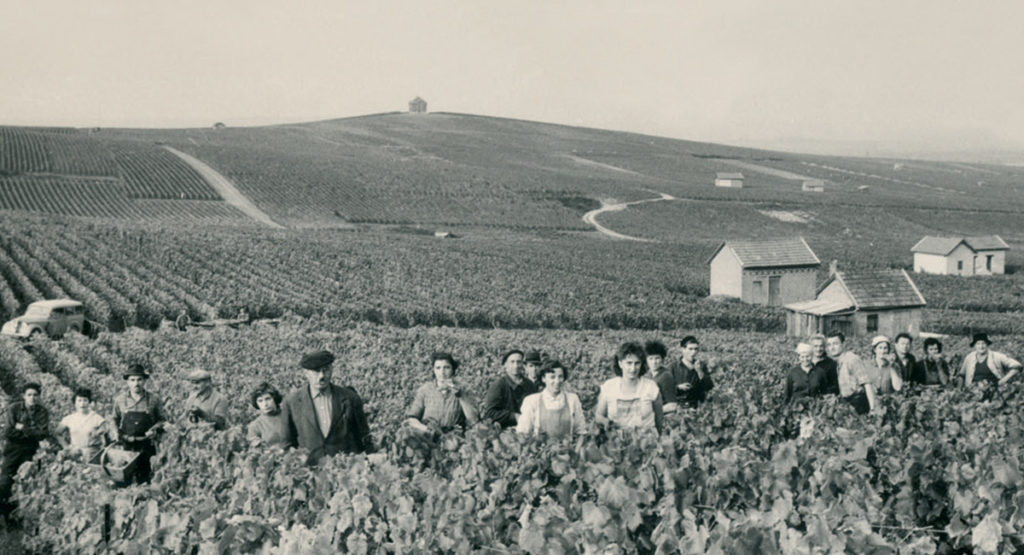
<box><xmin>1</xmin><ymin>1</ymin><xmax>1023</xmax><ymax>552</ymax></box>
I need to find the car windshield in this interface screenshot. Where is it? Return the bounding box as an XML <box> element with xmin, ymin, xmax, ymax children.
<box><xmin>24</xmin><ymin>306</ymin><xmax>51</xmax><ymax>318</ymax></box>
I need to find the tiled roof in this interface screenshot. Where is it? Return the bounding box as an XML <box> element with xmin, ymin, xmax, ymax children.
<box><xmin>966</xmin><ymin>235</ymin><xmax>1009</xmax><ymax>251</ymax></box>
<box><xmin>708</xmin><ymin>237</ymin><xmax>820</xmax><ymax>268</ymax></box>
<box><xmin>784</xmin><ymin>298</ymin><xmax>855</xmax><ymax>315</ymax></box>
<box><xmin>911</xmin><ymin>235</ymin><xmax>1008</xmax><ymax>255</ymax></box>
<box><xmin>715</xmin><ymin>172</ymin><xmax>744</xmax><ymax>180</ymax></box>
<box><xmin>833</xmin><ymin>269</ymin><xmax>926</xmax><ymax>309</ymax></box>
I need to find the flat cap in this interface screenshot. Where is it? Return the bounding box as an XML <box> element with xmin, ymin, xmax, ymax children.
<box><xmin>187</xmin><ymin>369</ymin><xmax>212</xmax><ymax>382</ymax></box>
<box><xmin>524</xmin><ymin>351</ymin><xmax>543</xmax><ymax>364</ymax></box>
<box><xmin>300</xmin><ymin>350</ymin><xmax>335</xmax><ymax>370</ymax></box>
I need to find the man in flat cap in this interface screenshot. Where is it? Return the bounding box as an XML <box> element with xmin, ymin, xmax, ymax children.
<box><xmin>183</xmin><ymin>369</ymin><xmax>229</xmax><ymax>430</ymax></box>
<box><xmin>282</xmin><ymin>350</ymin><xmax>374</xmax><ymax>464</ymax></box>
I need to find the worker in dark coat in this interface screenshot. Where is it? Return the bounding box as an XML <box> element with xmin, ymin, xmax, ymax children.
<box><xmin>282</xmin><ymin>350</ymin><xmax>374</xmax><ymax>464</ymax></box>
<box><xmin>0</xmin><ymin>382</ymin><xmax>50</xmax><ymax>517</ymax></box>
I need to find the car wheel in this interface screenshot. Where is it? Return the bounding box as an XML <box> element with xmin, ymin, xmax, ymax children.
<box><xmin>69</xmin><ymin>325</ymin><xmax>81</xmax><ymax>335</ymax></box>
<box><xmin>28</xmin><ymin>329</ymin><xmax>42</xmax><ymax>340</ymax></box>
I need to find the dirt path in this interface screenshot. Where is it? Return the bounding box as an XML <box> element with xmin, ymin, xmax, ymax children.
<box><xmin>717</xmin><ymin>159</ymin><xmax>815</xmax><ymax>181</ymax></box>
<box><xmin>163</xmin><ymin>146</ymin><xmax>284</xmax><ymax>229</ymax></box>
<box><xmin>582</xmin><ymin>191</ymin><xmax>675</xmax><ymax>241</ymax></box>
<box><xmin>564</xmin><ymin>154</ymin><xmax>644</xmax><ymax>176</ymax></box>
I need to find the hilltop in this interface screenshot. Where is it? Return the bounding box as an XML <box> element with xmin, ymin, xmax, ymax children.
<box><xmin>2</xmin><ymin>112</ymin><xmax>1023</xmax><ymax>235</ymax></box>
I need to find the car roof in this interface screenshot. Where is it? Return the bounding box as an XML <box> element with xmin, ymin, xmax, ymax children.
<box><xmin>28</xmin><ymin>299</ymin><xmax>82</xmax><ymax>309</ymax></box>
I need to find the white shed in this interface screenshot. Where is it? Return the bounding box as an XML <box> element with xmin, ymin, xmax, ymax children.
<box><xmin>707</xmin><ymin>237</ymin><xmax>820</xmax><ymax>306</ymax></box>
<box><xmin>715</xmin><ymin>172</ymin><xmax>744</xmax><ymax>188</ymax></box>
<box><xmin>911</xmin><ymin>235</ymin><xmax>1009</xmax><ymax>276</ymax></box>
<box><xmin>801</xmin><ymin>179</ymin><xmax>825</xmax><ymax>192</ymax></box>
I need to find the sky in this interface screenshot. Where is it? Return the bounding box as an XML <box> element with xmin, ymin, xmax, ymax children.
<box><xmin>3</xmin><ymin>0</ymin><xmax>1023</xmax><ymax>156</ymax></box>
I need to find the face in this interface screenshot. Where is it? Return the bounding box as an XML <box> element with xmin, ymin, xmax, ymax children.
<box><xmin>23</xmin><ymin>389</ymin><xmax>39</xmax><ymax>407</ymax></box>
<box><xmin>190</xmin><ymin>379</ymin><xmax>210</xmax><ymax>394</ymax></box>
<box><xmin>895</xmin><ymin>337</ymin><xmax>911</xmax><ymax>355</ymax></box>
<box><xmin>811</xmin><ymin>338</ymin><xmax>826</xmax><ymax>358</ymax></box>
<box><xmin>525</xmin><ymin>362</ymin><xmax>540</xmax><ymax>380</ymax></box>
<box><xmin>433</xmin><ymin>359</ymin><xmax>454</xmax><ymax>382</ymax></box>
<box><xmin>305</xmin><ymin>366</ymin><xmax>332</xmax><ymax>392</ymax></box>
<box><xmin>127</xmin><ymin>376</ymin><xmax>146</xmax><ymax>395</ymax></box>
<box><xmin>256</xmin><ymin>393</ymin><xmax>278</xmax><ymax>415</ymax></box>
<box><xmin>826</xmin><ymin>337</ymin><xmax>843</xmax><ymax>358</ymax></box>
<box><xmin>646</xmin><ymin>355</ymin><xmax>664</xmax><ymax>373</ymax></box>
<box><xmin>75</xmin><ymin>396</ymin><xmax>91</xmax><ymax>413</ymax></box>
<box><xmin>618</xmin><ymin>354</ymin><xmax>642</xmax><ymax>379</ymax></box>
<box><xmin>874</xmin><ymin>342</ymin><xmax>890</xmax><ymax>357</ymax></box>
<box><xmin>974</xmin><ymin>341</ymin><xmax>989</xmax><ymax>355</ymax></box>
<box><xmin>504</xmin><ymin>353</ymin><xmax>524</xmax><ymax>380</ymax></box>
<box><xmin>926</xmin><ymin>344</ymin><xmax>941</xmax><ymax>359</ymax></box>
<box><xmin>681</xmin><ymin>343</ymin><xmax>699</xmax><ymax>362</ymax></box>
<box><xmin>542</xmin><ymin>367</ymin><xmax>565</xmax><ymax>394</ymax></box>
<box><xmin>798</xmin><ymin>352</ymin><xmax>813</xmax><ymax>367</ymax></box>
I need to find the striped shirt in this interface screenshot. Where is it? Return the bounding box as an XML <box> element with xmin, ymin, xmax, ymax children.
<box><xmin>310</xmin><ymin>385</ymin><xmax>333</xmax><ymax>438</ymax></box>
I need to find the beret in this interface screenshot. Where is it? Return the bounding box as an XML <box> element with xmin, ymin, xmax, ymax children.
<box><xmin>187</xmin><ymin>369</ymin><xmax>212</xmax><ymax>382</ymax></box>
<box><xmin>301</xmin><ymin>350</ymin><xmax>335</xmax><ymax>370</ymax></box>
<box><xmin>123</xmin><ymin>364</ymin><xmax>149</xmax><ymax>380</ymax></box>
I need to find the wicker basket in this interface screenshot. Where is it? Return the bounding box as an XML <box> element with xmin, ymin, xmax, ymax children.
<box><xmin>88</xmin><ymin>445</ymin><xmax>141</xmax><ymax>483</ymax></box>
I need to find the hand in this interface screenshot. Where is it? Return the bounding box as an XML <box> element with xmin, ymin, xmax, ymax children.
<box><xmin>14</xmin><ymin>423</ymin><xmax>24</xmax><ymax>431</ymax></box>
<box><xmin>677</xmin><ymin>383</ymin><xmax>693</xmax><ymax>391</ymax></box>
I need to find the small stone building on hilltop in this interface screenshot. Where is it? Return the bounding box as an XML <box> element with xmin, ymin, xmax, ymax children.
<box><xmin>707</xmin><ymin>237</ymin><xmax>820</xmax><ymax>306</ymax></box>
<box><xmin>409</xmin><ymin>97</ymin><xmax>427</xmax><ymax>114</ymax></box>
<box><xmin>911</xmin><ymin>235</ymin><xmax>1009</xmax><ymax>276</ymax></box>
<box><xmin>785</xmin><ymin>268</ymin><xmax>926</xmax><ymax>338</ymax></box>
<box><xmin>714</xmin><ymin>172</ymin><xmax>744</xmax><ymax>188</ymax></box>
<box><xmin>801</xmin><ymin>179</ymin><xmax>825</xmax><ymax>192</ymax></box>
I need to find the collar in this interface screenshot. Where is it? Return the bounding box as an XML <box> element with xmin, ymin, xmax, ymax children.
<box><xmin>310</xmin><ymin>384</ymin><xmax>332</xmax><ymax>399</ymax></box>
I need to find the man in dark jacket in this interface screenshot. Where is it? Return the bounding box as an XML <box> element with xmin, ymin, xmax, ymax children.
<box><xmin>0</xmin><ymin>382</ymin><xmax>50</xmax><ymax>516</ymax></box>
<box><xmin>675</xmin><ymin>336</ymin><xmax>714</xmax><ymax>407</ymax></box>
<box><xmin>482</xmin><ymin>350</ymin><xmax>536</xmax><ymax>427</ymax></box>
<box><xmin>810</xmin><ymin>334</ymin><xmax>839</xmax><ymax>395</ymax></box>
<box><xmin>891</xmin><ymin>333</ymin><xmax>917</xmax><ymax>383</ymax></box>
<box><xmin>282</xmin><ymin>350</ymin><xmax>374</xmax><ymax>464</ymax></box>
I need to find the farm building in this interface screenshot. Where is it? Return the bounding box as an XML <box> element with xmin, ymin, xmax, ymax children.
<box><xmin>706</xmin><ymin>237</ymin><xmax>820</xmax><ymax>306</ymax></box>
<box><xmin>784</xmin><ymin>269</ymin><xmax>926</xmax><ymax>339</ymax></box>
<box><xmin>714</xmin><ymin>172</ymin><xmax>744</xmax><ymax>188</ymax></box>
<box><xmin>801</xmin><ymin>179</ymin><xmax>825</xmax><ymax>192</ymax></box>
<box><xmin>911</xmin><ymin>235</ymin><xmax>1009</xmax><ymax>276</ymax></box>
<box><xmin>409</xmin><ymin>97</ymin><xmax>427</xmax><ymax>114</ymax></box>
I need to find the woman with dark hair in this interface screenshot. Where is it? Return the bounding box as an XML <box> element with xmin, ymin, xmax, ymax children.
<box><xmin>595</xmin><ymin>342</ymin><xmax>663</xmax><ymax>432</ymax></box>
<box><xmin>246</xmin><ymin>382</ymin><xmax>289</xmax><ymax>447</ymax></box>
<box><xmin>517</xmin><ymin>360</ymin><xmax>586</xmax><ymax>438</ymax></box>
<box><xmin>645</xmin><ymin>340</ymin><xmax>680</xmax><ymax>413</ymax></box>
<box><xmin>406</xmin><ymin>352</ymin><xmax>479</xmax><ymax>433</ymax></box>
<box><xmin>911</xmin><ymin>338</ymin><xmax>949</xmax><ymax>386</ymax></box>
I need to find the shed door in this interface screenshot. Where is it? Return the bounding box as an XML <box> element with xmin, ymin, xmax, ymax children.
<box><xmin>768</xmin><ymin>276</ymin><xmax>782</xmax><ymax>306</ymax></box>
<box><xmin>826</xmin><ymin>315</ymin><xmax>854</xmax><ymax>338</ymax></box>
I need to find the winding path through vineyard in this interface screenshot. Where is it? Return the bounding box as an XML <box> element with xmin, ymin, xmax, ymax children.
<box><xmin>162</xmin><ymin>146</ymin><xmax>284</xmax><ymax>229</ymax></box>
<box><xmin>582</xmin><ymin>191</ymin><xmax>676</xmax><ymax>241</ymax></box>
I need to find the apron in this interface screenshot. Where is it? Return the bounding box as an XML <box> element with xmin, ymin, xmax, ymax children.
<box><xmin>974</xmin><ymin>359</ymin><xmax>999</xmax><ymax>384</ymax></box>
<box><xmin>120</xmin><ymin>411</ymin><xmax>156</xmax><ymax>453</ymax></box>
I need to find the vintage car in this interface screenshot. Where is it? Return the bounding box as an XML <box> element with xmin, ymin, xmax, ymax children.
<box><xmin>1</xmin><ymin>299</ymin><xmax>87</xmax><ymax>339</ymax></box>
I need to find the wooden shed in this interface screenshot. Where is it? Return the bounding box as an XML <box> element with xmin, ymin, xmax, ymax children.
<box><xmin>707</xmin><ymin>237</ymin><xmax>820</xmax><ymax>306</ymax></box>
<box><xmin>801</xmin><ymin>179</ymin><xmax>824</xmax><ymax>192</ymax></box>
<box><xmin>714</xmin><ymin>172</ymin><xmax>744</xmax><ymax>188</ymax></box>
<box><xmin>785</xmin><ymin>269</ymin><xmax>926</xmax><ymax>338</ymax></box>
<box><xmin>911</xmin><ymin>235</ymin><xmax>1009</xmax><ymax>276</ymax></box>
<box><xmin>409</xmin><ymin>97</ymin><xmax>427</xmax><ymax>114</ymax></box>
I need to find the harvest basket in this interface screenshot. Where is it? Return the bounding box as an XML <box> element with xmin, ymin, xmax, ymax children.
<box><xmin>88</xmin><ymin>445</ymin><xmax>141</xmax><ymax>483</ymax></box>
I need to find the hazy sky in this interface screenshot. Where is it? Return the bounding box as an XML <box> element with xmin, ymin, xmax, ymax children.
<box><xmin>3</xmin><ymin>1</ymin><xmax>1023</xmax><ymax>154</ymax></box>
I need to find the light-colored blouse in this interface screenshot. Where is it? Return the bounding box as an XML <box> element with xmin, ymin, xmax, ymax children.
<box><xmin>598</xmin><ymin>377</ymin><xmax>660</xmax><ymax>429</ymax></box>
<box><xmin>517</xmin><ymin>390</ymin><xmax>586</xmax><ymax>437</ymax></box>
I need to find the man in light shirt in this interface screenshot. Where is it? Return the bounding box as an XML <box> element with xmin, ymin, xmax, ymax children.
<box><xmin>826</xmin><ymin>331</ymin><xmax>878</xmax><ymax>414</ymax></box>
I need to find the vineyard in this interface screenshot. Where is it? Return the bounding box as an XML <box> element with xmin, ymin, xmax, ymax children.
<box><xmin>1</xmin><ymin>113</ymin><xmax>1024</xmax><ymax>552</ymax></box>
<box><xmin>1</xmin><ymin>321</ymin><xmax>1023</xmax><ymax>552</ymax></box>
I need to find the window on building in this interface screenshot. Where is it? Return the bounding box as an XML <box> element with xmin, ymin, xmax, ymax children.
<box><xmin>866</xmin><ymin>314</ymin><xmax>878</xmax><ymax>333</ymax></box>
<box><xmin>753</xmin><ymin>280</ymin><xmax>763</xmax><ymax>298</ymax></box>
<box><xmin>957</xmin><ymin>261</ymin><xmax>963</xmax><ymax>272</ymax></box>
<box><xmin>987</xmin><ymin>255</ymin><xmax>993</xmax><ymax>271</ymax></box>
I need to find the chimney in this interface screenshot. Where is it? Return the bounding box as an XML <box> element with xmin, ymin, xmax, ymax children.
<box><xmin>829</xmin><ymin>260</ymin><xmax>839</xmax><ymax>276</ymax></box>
